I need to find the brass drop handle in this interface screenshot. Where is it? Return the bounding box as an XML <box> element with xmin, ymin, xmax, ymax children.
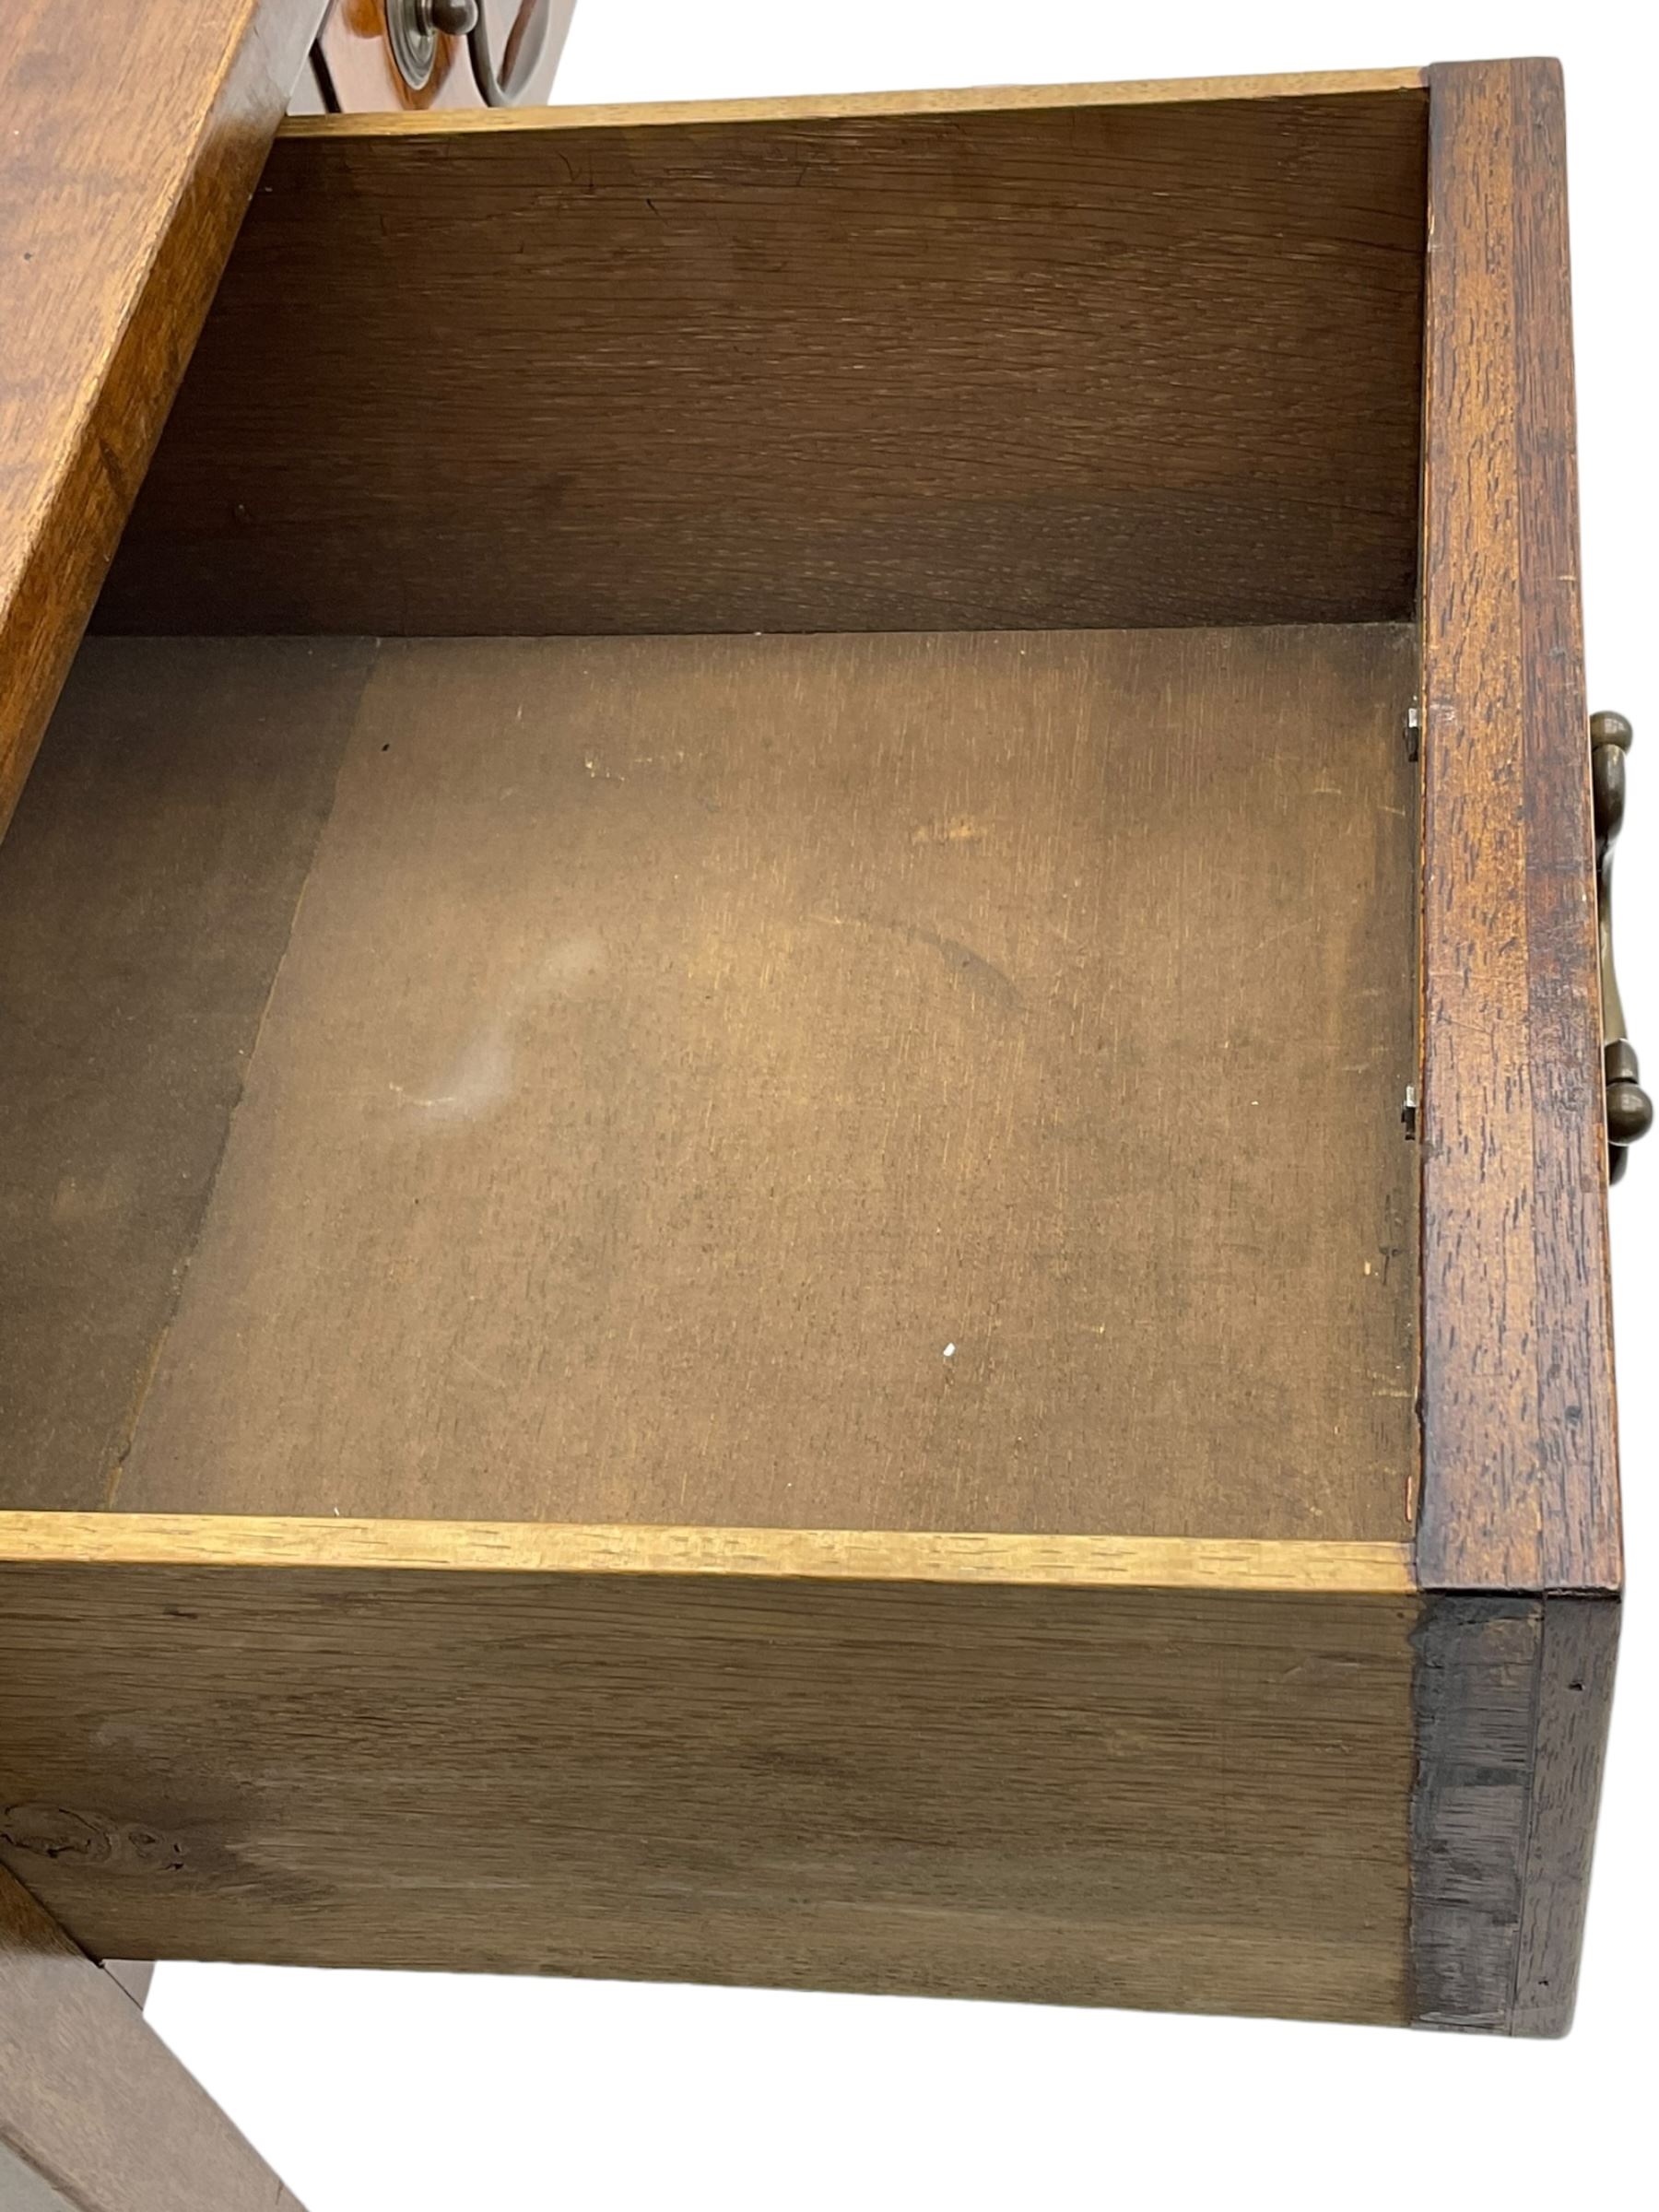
<box><xmin>466</xmin><ymin>0</ymin><xmax>557</xmax><ymax>107</ymax></box>
<box><xmin>1591</xmin><ymin>711</ymin><xmax>1653</xmax><ymax>1181</ymax></box>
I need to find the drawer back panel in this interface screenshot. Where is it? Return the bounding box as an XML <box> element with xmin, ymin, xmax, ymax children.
<box><xmin>95</xmin><ymin>85</ymin><xmax>1429</xmax><ymax>639</ymax></box>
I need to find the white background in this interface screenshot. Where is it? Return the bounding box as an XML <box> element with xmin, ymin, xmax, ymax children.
<box><xmin>147</xmin><ymin>6</ymin><xmax>1657</xmax><ymax>2206</ymax></box>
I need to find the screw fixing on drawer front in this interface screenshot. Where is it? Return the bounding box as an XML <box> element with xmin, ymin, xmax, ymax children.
<box><xmin>1591</xmin><ymin>711</ymin><xmax>1653</xmax><ymax>1181</ymax></box>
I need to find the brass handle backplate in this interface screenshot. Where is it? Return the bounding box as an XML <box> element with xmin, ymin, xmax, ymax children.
<box><xmin>1591</xmin><ymin>711</ymin><xmax>1653</xmax><ymax>1182</ymax></box>
<box><xmin>386</xmin><ymin>0</ymin><xmax>479</xmax><ymax>94</ymax></box>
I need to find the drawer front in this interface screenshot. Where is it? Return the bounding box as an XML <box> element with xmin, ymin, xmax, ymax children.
<box><xmin>0</xmin><ymin>0</ymin><xmax>327</xmax><ymax>842</ymax></box>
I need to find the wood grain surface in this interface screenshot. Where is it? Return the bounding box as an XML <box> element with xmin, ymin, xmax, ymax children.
<box><xmin>1409</xmin><ymin>1594</ymin><xmax>1542</xmax><ymax>2030</ymax></box>
<box><xmin>1408</xmin><ymin>1588</ymin><xmax>1618</xmax><ymax>2034</ymax></box>
<box><xmin>1417</xmin><ymin>59</ymin><xmax>1618</xmax><ymax>1594</ymax></box>
<box><xmin>3</xmin><ymin>625</ymin><xmax>1419</xmax><ymax>1540</ymax></box>
<box><xmin>0</xmin><ymin>641</ymin><xmax>372</xmax><ymax>1512</ymax></box>
<box><xmin>1512</xmin><ymin>1593</ymin><xmax>1619</xmax><ymax>2033</ymax></box>
<box><xmin>0</xmin><ymin>0</ymin><xmax>326</xmax><ymax>843</ymax></box>
<box><xmin>1</xmin><ymin>1862</ymin><xmax>301</xmax><ymax>2210</ymax></box>
<box><xmin>97</xmin><ymin>85</ymin><xmax>1428</xmax><ymax>637</ymax></box>
<box><xmin>0</xmin><ymin>1563</ymin><xmax>1418</xmax><ymax>2020</ymax></box>
<box><xmin>1407</xmin><ymin>61</ymin><xmax>1623</xmax><ymax>2038</ymax></box>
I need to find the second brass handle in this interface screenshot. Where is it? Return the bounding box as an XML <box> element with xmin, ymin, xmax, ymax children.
<box><xmin>1591</xmin><ymin>710</ymin><xmax>1653</xmax><ymax>1182</ymax></box>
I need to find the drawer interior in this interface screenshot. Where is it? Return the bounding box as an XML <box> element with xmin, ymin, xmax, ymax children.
<box><xmin>1</xmin><ymin>81</ymin><xmax>1430</xmax><ymax>1546</ymax></box>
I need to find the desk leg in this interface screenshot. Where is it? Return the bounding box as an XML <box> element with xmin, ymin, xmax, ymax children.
<box><xmin>0</xmin><ymin>1866</ymin><xmax>302</xmax><ymax>2212</ymax></box>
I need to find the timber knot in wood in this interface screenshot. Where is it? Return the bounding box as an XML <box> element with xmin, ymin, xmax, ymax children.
<box><xmin>1</xmin><ymin>1803</ymin><xmax>188</xmax><ymax>1872</ymax></box>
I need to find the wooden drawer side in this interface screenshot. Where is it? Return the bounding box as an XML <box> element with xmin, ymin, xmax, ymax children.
<box><xmin>0</xmin><ymin>1524</ymin><xmax>1418</xmax><ymax>2025</ymax></box>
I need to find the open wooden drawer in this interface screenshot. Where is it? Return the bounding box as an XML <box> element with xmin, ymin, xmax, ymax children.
<box><xmin>0</xmin><ymin>62</ymin><xmax>1621</xmax><ymax>2033</ymax></box>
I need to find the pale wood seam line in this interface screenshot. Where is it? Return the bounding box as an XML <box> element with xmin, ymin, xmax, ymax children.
<box><xmin>276</xmin><ymin>68</ymin><xmax>1430</xmax><ymax>141</ymax></box>
<box><xmin>0</xmin><ymin>1515</ymin><xmax>1416</xmax><ymax>1593</ymax></box>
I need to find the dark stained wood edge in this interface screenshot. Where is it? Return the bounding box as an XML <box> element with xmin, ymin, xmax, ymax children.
<box><xmin>1410</xmin><ymin>1594</ymin><xmax>1540</xmax><ymax>2030</ymax></box>
<box><xmin>1417</xmin><ymin>59</ymin><xmax>1619</xmax><ymax>1594</ymax></box>
<box><xmin>0</xmin><ymin>0</ymin><xmax>328</xmax><ymax>843</ymax></box>
<box><xmin>1</xmin><ymin>1862</ymin><xmax>302</xmax><ymax>2210</ymax></box>
<box><xmin>1511</xmin><ymin>1593</ymin><xmax>1619</xmax><ymax>2032</ymax></box>
<box><xmin>1411</xmin><ymin>62</ymin><xmax>1622</xmax><ymax>2033</ymax></box>
<box><xmin>1408</xmin><ymin>1590</ymin><xmax>1618</xmax><ymax>2033</ymax></box>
